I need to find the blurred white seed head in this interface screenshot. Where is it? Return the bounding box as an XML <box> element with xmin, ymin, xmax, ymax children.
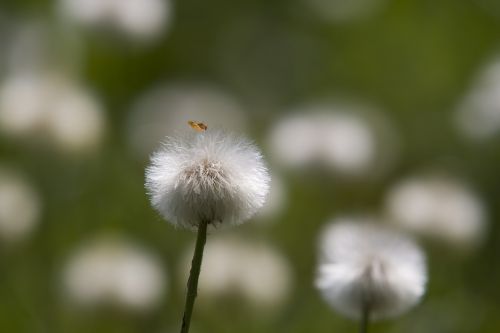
<box><xmin>0</xmin><ymin>72</ymin><xmax>105</xmax><ymax>153</ymax></box>
<box><xmin>268</xmin><ymin>104</ymin><xmax>396</xmax><ymax>177</ymax></box>
<box><xmin>59</xmin><ymin>0</ymin><xmax>171</xmax><ymax>40</ymax></box>
<box><xmin>0</xmin><ymin>168</ymin><xmax>41</xmax><ymax>242</ymax></box>
<box><xmin>455</xmin><ymin>56</ymin><xmax>500</xmax><ymax>141</ymax></box>
<box><xmin>59</xmin><ymin>0</ymin><xmax>112</xmax><ymax>26</ymax></box>
<box><xmin>385</xmin><ymin>175</ymin><xmax>487</xmax><ymax>248</ymax></box>
<box><xmin>146</xmin><ymin>130</ymin><xmax>270</xmax><ymax>230</ymax></box>
<box><xmin>316</xmin><ymin>217</ymin><xmax>427</xmax><ymax>320</ymax></box>
<box><xmin>63</xmin><ymin>238</ymin><xmax>166</xmax><ymax>311</ymax></box>
<box><xmin>47</xmin><ymin>83</ymin><xmax>105</xmax><ymax>153</ymax></box>
<box><xmin>127</xmin><ymin>83</ymin><xmax>248</xmax><ymax>158</ymax></box>
<box><xmin>0</xmin><ymin>73</ymin><xmax>48</xmax><ymax>136</ymax></box>
<box><xmin>114</xmin><ymin>0</ymin><xmax>170</xmax><ymax>39</ymax></box>
<box><xmin>179</xmin><ymin>236</ymin><xmax>292</xmax><ymax>308</ymax></box>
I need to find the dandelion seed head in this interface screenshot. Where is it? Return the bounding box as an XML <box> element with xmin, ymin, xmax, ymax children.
<box><xmin>316</xmin><ymin>218</ymin><xmax>427</xmax><ymax>320</ymax></box>
<box><xmin>179</xmin><ymin>236</ymin><xmax>292</xmax><ymax>308</ymax></box>
<box><xmin>0</xmin><ymin>71</ymin><xmax>105</xmax><ymax>153</ymax></box>
<box><xmin>385</xmin><ymin>176</ymin><xmax>487</xmax><ymax>248</ymax></box>
<box><xmin>0</xmin><ymin>168</ymin><xmax>41</xmax><ymax>242</ymax></box>
<box><xmin>455</xmin><ymin>56</ymin><xmax>500</xmax><ymax>140</ymax></box>
<box><xmin>146</xmin><ymin>130</ymin><xmax>270</xmax><ymax>230</ymax></box>
<box><xmin>63</xmin><ymin>238</ymin><xmax>166</xmax><ymax>311</ymax></box>
<box><xmin>47</xmin><ymin>85</ymin><xmax>105</xmax><ymax>153</ymax></box>
<box><xmin>59</xmin><ymin>0</ymin><xmax>171</xmax><ymax>40</ymax></box>
<box><xmin>267</xmin><ymin>104</ymin><xmax>397</xmax><ymax>178</ymax></box>
<box><xmin>0</xmin><ymin>73</ymin><xmax>48</xmax><ymax>136</ymax></box>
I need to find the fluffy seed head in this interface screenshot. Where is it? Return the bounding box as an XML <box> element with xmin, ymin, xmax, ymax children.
<box><xmin>145</xmin><ymin>130</ymin><xmax>270</xmax><ymax>230</ymax></box>
<box><xmin>385</xmin><ymin>175</ymin><xmax>487</xmax><ymax>249</ymax></box>
<box><xmin>0</xmin><ymin>168</ymin><xmax>41</xmax><ymax>242</ymax></box>
<box><xmin>179</xmin><ymin>236</ymin><xmax>292</xmax><ymax>308</ymax></box>
<box><xmin>62</xmin><ymin>237</ymin><xmax>166</xmax><ymax>311</ymax></box>
<box><xmin>316</xmin><ymin>218</ymin><xmax>427</xmax><ymax>320</ymax></box>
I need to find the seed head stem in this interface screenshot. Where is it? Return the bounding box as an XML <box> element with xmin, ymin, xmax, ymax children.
<box><xmin>359</xmin><ymin>302</ymin><xmax>371</xmax><ymax>333</ymax></box>
<box><xmin>180</xmin><ymin>219</ymin><xmax>208</xmax><ymax>333</ymax></box>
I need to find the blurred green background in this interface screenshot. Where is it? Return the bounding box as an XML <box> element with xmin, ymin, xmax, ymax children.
<box><xmin>1</xmin><ymin>0</ymin><xmax>500</xmax><ymax>332</ymax></box>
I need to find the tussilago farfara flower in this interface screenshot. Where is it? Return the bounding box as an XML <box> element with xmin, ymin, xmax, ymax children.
<box><xmin>63</xmin><ymin>237</ymin><xmax>166</xmax><ymax>311</ymax></box>
<box><xmin>0</xmin><ymin>168</ymin><xmax>41</xmax><ymax>242</ymax></box>
<box><xmin>0</xmin><ymin>72</ymin><xmax>105</xmax><ymax>153</ymax></box>
<box><xmin>316</xmin><ymin>218</ymin><xmax>427</xmax><ymax>320</ymax></box>
<box><xmin>146</xmin><ymin>128</ymin><xmax>270</xmax><ymax>333</ymax></box>
<box><xmin>455</xmin><ymin>56</ymin><xmax>500</xmax><ymax>141</ymax></box>
<box><xmin>179</xmin><ymin>236</ymin><xmax>292</xmax><ymax>309</ymax></box>
<box><xmin>385</xmin><ymin>175</ymin><xmax>487</xmax><ymax>249</ymax></box>
<box><xmin>59</xmin><ymin>0</ymin><xmax>171</xmax><ymax>40</ymax></box>
<box><xmin>268</xmin><ymin>104</ymin><xmax>398</xmax><ymax>178</ymax></box>
<box><xmin>145</xmin><ymin>130</ymin><xmax>270</xmax><ymax>230</ymax></box>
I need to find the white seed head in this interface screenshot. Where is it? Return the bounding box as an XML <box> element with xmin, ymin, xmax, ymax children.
<box><xmin>0</xmin><ymin>168</ymin><xmax>41</xmax><ymax>242</ymax></box>
<box><xmin>269</xmin><ymin>110</ymin><xmax>376</xmax><ymax>173</ymax></box>
<box><xmin>0</xmin><ymin>73</ymin><xmax>49</xmax><ymax>136</ymax></box>
<box><xmin>385</xmin><ymin>176</ymin><xmax>487</xmax><ymax>248</ymax></box>
<box><xmin>47</xmin><ymin>84</ymin><xmax>105</xmax><ymax>153</ymax></box>
<box><xmin>316</xmin><ymin>218</ymin><xmax>427</xmax><ymax>320</ymax></box>
<box><xmin>59</xmin><ymin>0</ymin><xmax>113</xmax><ymax>26</ymax></box>
<box><xmin>0</xmin><ymin>72</ymin><xmax>105</xmax><ymax>153</ymax></box>
<box><xmin>114</xmin><ymin>0</ymin><xmax>170</xmax><ymax>39</ymax></box>
<box><xmin>63</xmin><ymin>237</ymin><xmax>166</xmax><ymax>311</ymax></box>
<box><xmin>59</xmin><ymin>0</ymin><xmax>171</xmax><ymax>40</ymax></box>
<box><xmin>145</xmin><ymin>130</ymin><xmax>270</xmax><ymax>230</ymax></box>
<box><xmin>268</xmin><ymin>104</ymin><xmax>398</xmax><ymax>178</ymax></box>
<box><xmin>179</xmin><ymin>236</ymin><xmax>292</xmax><ymax>308</ymax></box>
<box><xmin>455</xmin><ymin>56</ymin><xmax>500</xmax><ymax>140</ymax></box>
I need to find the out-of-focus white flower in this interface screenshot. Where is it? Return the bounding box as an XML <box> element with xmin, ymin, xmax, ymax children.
<box><xmin>305</xmin><ymin>0</ymin><xmax>386</xmax><ymax>23</ymax></box>
<box><xmin>59</xmin><ymin>0</ymin><xmax>112</xmax><ymax>26</ymax></box>
<box><xmin>114</xmin><ymin>0</ymin><xmax>169</xmax><ymax>39</ymax></box>
<box><xmin>180</xmin><ymin>236</ymin><xmax>292</xmax><ymax>308</ymax></box>
<box><xmin>0</xmin><ymin>74</ymin><xmax>49</xmax><ymax>136</ymax></box>
<box><xmin>63</xmin><ymin>238</ymin><xmax>166</xmax><ymax>311</ymax></box>
<box><xmin>321</xmin><ymin>113</ymin><xmax>375</xmax><ymax>172</ymax></box>
<box><xmin>127</xmin><ymin>83</ymin><xmax>248</xmax><ymax>158</ymax></box>
<box><xmin>59</xmin><ymin>0</ymin><xmax>171</xmax><ymax>40</ymax></box>
<box><xmin>0</xmin><ymin>72</ymin><xmax>105</xmax><ymax>153</ymax></box>
<box><xmin>47</xmin><ymin>84</ymin><xmax>105</xmax><ymax>152</ymax></box>
<box><xmin>385</xmin><ymin>176</ymin><xmax>487</xmax><ymax>248</ymax></box>
<box><xmin>0</xmin><ymin>168</ymin><xmax>41</xmax><ymax>242</ymax></box>
<box><xmin>455</xmin><ymin>57</ymin><xmax>500</xmax><ymax>140</ymax></box>
<box><xmin>145</xmin><ymin>130</ymin><xmax>270</xmax><ymax>230</ymax></box>
<box><xmin>268</xmin><ymin>113</ymin><xmax>319</xmax><ymax>168</ymax></box>
<box><xmin>268</xmin><ymin>105</ymin><xmax>396</xmax><ymax>177</ymax></box>
<box><xmin>316</xmin><ymin>218</ymin><xmax>427</xmax><ymax>320</ymax></box>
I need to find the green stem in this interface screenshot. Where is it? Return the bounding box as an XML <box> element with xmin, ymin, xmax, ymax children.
<box><xmin>180</xmin><ymin>219</ymin><xmax>209</xmax><ymax>333</ymax></box>
<box><xmin>359</xmin><ymin>303</ymin><xmax>370</xmax><ymax>333</ymax></box>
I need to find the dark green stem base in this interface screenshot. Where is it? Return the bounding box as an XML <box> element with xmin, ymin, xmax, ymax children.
<box><xmin>180</xmin><ymin>219</ymin><xmax>208</xmax><ymax>333</ymax></box>
<box><xmin>359</xmin><ymin>303</ymin><xmax>370</xmax><ymax>333</ymax></box>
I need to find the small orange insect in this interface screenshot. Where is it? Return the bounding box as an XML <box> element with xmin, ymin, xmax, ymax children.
<box><xmin>188</xmin><ymin>120</ymin><xmax>208</xmax><ymax>132</ymax></box>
